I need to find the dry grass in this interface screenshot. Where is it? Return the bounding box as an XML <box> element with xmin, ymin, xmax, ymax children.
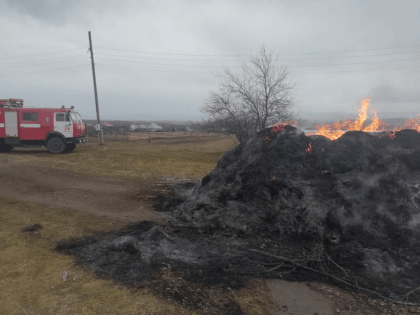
<box><xmin>9</xmin><ymin>137</ymin><xmax>237</xmax><ymax>181</ymax></box>
<box><xmin>0</xmin><ymin>136</ymin><xmax>274</xmax><ymax>315</ymax></box>
<box><xmin>0</xmin><ymin>198</ymin><xmax>201</xmax><ymax>315</ymax></box>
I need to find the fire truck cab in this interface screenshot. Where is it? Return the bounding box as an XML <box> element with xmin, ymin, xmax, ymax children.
<box><xmin>0</xmin><ymin>98</ymin><xmax>88</xmax><ymax>154</ymax></box>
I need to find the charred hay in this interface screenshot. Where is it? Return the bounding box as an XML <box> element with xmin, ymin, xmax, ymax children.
<box><xmin>55</xmin><ymin>125</ymin><xmax>420</xmax><ymax>305</ymax></box>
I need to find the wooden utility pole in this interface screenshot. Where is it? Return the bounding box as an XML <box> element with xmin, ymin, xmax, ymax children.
<box><xmin>88</xmin><ymin>31</ymin><xmax>104</xmax><ymax>145</ymax></box>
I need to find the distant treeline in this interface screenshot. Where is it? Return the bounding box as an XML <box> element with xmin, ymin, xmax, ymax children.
<box><xmin>83</xmin><ymin>119</ymin><xmax>210</xmax><ymax>136</ymax></box>
<box><xmin>83</xmin><ymin>117</ymin><xmax>419</xmax><ymax>136</ymax></box>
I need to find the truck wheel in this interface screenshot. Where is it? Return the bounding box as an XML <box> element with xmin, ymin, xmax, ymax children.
<box><xmin>47</xmin><ymin>137</ymin><xmax>66</xmax><ymax>154</ymax></box>
<box><xmin>65</xmin><ymin>143</ymin><xmax>76</xmax><ymax>152</ymax></box>
<box><xmin>0</xmin><ymin>144</ymin><xmax>13</xmax><ymax>153</ymax></box>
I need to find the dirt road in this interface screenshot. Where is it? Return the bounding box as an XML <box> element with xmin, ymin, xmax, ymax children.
<box><xmin>0</xmin><ymin>154</ymin><xmax>167</xmax><ymax>226</ymax></box>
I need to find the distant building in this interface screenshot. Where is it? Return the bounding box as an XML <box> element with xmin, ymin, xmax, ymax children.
<box><xmin>130</xmin><ymin>123</ymin><xmax>163</xmax><ymax>132</ymax></box>
<box><xmin>145</xmin><ymin>123</ymin><xmax>163</xmax><ymax>131</ymax></box>
<box><xmin>184</xmin><ymin>126</ymin><xmax>194</xmax><ymax>132</ymax></box>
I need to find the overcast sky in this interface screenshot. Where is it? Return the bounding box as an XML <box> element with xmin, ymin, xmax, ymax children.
<box><xmin>0</xmin><ymin>0</ymin><xmax>419</xmax><ymax>122</ymax></box>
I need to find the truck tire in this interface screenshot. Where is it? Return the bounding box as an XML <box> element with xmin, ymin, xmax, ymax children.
<box><xmin>0</xmin><ymin>144</ymin><xmax>13</xmax><ymax>153</ymax></box>
<box><xmin>65</xmin><ymin>143</ymin><xmax>76</xmax><ymax>152</ymax></box>
<box><xmin>47</xmin><ymin>137</ymin><xmax>66</xmax><ymax>154</ymax></box>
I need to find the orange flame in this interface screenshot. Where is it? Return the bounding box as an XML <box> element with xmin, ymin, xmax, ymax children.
<box><xmin>394</xmin><ymin>118</ymin><xmax>420</xmax><ymax>132</ymax></box>
<box><xmin>306</xmin><ymin>98</ymin><xmax>420</xmax><ymax>140</ymax></box>
<box><xmin>268</xmin><ymin>120</ymin><xmax>299</xmax><ymax>129</ymax></box>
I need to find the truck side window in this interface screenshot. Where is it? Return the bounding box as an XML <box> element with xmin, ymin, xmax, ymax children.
<box><xmin>56</xmin><ymin>113</ymin><xmax>66</xmax><ymax>122</ymax></box>
<box><xmin>22</xmin><ymin>112</ymin><xmax>38</xmax><ymax>121</ymax></box>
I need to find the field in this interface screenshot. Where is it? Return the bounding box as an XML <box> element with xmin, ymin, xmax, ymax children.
<box><xmin>0</xmin><ymin>135</ymin><xmax>278</xmax><ymax>315</ymax></box>
<box><xmin>1</xmin><ymin>134</ymin><xmax>405</xmax><ymax>315</ymax></box>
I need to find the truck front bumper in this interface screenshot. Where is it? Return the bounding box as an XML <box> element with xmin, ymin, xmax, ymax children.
<box><xmin>67</xmin><ymin>137</ymin><xmax>88</xmax><ymax>144</ymax></box>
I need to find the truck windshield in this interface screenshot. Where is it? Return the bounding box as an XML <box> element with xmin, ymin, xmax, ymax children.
<box><xmin>70</xmin><ymin>112</ymin><xmax>82</xmax><ymax>123</ymax></box>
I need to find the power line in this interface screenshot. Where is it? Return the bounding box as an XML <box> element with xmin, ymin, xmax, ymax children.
<box><xmin>0</xmin><ymin>59</ymin><xmax>417</xmax><ymax>77</ymax></box>
<box><xmin>95</xmin><ymin>62</ymin><xmax>420</xmax><ymax>75</ymax></box>
<box><xmin>0</xmin><ymin>64</ymin><xmax>88</xmax><ymax>76</ymax></box>
<box><xmin>0</xmin><ymin>56</ymin><xmax>88</xmax><ymax>69</ymax></box>
<box><xmin>95</xmin><ymin>57</ymin><xmax>238</xmax><ymax>68</ymax></box>
<box><xmin>94</xmin><ymin>42</ymin><xmax>420</xmax><ymax>56</ymax></box>
<box><xmin>292</xmin><ymin>65</ymin><xmax>420</xmax><ymax>75</ymax></box>
<box><xmin>0</xmin><ymin>48</ymin><xmax>86</xmax><ymax>59</ymax></box>
<box><xmin>95</xmin><ymin>56</ymin><xmax>420</xmax><ymax>69</ymax></box>
<box><xmin>0</xmin><ymin>54</ymin><xmax>87</xmax><ymax>65</ymax></box>
<box><xmin>291</xmin><ymin>57</ymin><xmax>420</xmax><ymax>68</ymax></box>
<box><xmin>1</xmin><ymin>51</ymin><xmax>417</xmax><ymax>70</ymax></box>
<box><xmin>95</xmin><ymin>63</ymin><xmax>211</xmax><ymax>74</ymax></box>
<box><xmin>94</xmin><ymin>50</ymin><xmax>420</xmax><ymax>62</ymax></box>
<box><xmin>0</xmin><ymin>45</ymin><xmax>418</xmax><ymax>76</ymax></box>
<box><xmin>0</xmin><ymin>43</ymin><xmax>417</xmax><ymax>63</ymax></box>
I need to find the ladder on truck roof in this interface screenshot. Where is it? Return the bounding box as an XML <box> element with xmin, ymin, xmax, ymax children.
<box><xmin>0</xmin><ymin>99</ymin><xmax>24</xmax><ymax>108</ymax></box>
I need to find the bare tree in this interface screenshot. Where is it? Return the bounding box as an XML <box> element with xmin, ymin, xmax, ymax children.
<box><xmin>201</xmin><ymin>44</ymin><xmax>299</xmax><ymax>143</ymax></box>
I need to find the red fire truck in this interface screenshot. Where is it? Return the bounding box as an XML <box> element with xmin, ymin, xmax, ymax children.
<box><xmin>0</xmin><ymin>98</ymin><xmax>88</xmax><ymax>154</ymax></box>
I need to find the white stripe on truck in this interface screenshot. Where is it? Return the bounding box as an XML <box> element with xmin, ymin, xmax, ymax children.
<box><xmin>20</xmin><ymin>124</ymin><xmax>41</xmax><ymax>128</ymax></box>
<box><xmin>0</xmin><ymin>123</ymin><xmax>4</xmax><ymax>127</ymax></box>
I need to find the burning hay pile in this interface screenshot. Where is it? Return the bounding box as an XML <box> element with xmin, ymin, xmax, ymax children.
<box><xmin>55</xmin><ymin>99</ymin><xmax>420</xmax><ymax>307</ymax></box>
<box><xmin>165</xmin><ymin>123</ymin><xmax>420</xmax><ymax>298</ymax></box>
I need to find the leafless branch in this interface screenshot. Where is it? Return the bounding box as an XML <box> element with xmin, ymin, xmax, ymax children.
<box><xmin>250</xmin><ymin>248</ymin><xmax>420</xmax><ymax>306</ymax></box>
<box><xmin>201</xmin><ymin>44</ymin><xmax>300</xmax><ymax>143</ymax></box>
